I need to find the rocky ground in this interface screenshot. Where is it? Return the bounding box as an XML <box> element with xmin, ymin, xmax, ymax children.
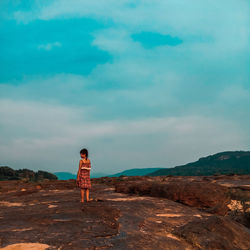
<box><xmin>0</xmin><ymin>175</ymin><xmax>249</xmax><ymax>250</ymax></box>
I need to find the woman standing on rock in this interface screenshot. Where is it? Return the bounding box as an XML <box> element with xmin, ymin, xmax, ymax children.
<box><xmin>77</xmin><ymin>148</ymin><xmax>92</xmax><ymax>203</ymax></box>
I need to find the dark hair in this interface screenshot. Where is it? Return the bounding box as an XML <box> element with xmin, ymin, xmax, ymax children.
<box><xmin>80</xmin><ymin>148</ymin><xmax>88</xmax><ymax>159</ymax></box>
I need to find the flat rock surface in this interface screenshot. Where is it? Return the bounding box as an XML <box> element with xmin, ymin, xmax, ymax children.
<box><xmin>0</xmin><ymin>177</ymin><xmax>250</xmax><ymax>250</ymax></box>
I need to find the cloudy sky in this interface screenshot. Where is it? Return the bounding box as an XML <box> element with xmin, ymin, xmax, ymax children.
<box><xmin>0</xmin><ymin>0</ymin><xmax>249</xmax><ymax>175</ymax></box>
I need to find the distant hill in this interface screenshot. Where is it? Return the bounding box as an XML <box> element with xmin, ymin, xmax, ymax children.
<box><xmin>90</xmin><ymin>172</ymin><xmax>110</xmax><ymax>178</ymax></box>
<box><xmin>53</xmin><ymin>172</ymin><xmax>77</xmax><ymax>180</ymax></box>
<box><xmin>54</xmin><ymin>171</ymin><xmax>109</xmax><ymax>180</ymax></box>
<box><xmin>148</xmin><ymin>151</ymin><xmax>250</xmax><ymax>176</ymax></box>
<box><xmin>0</xmin><ymin>166</ymin><xmax>58</xmax><ymax>181</ymax></box>
<box><xmin>108</xmin><ymin>168</ymin><xmax>163</xmax><ymax>177</ymax></box>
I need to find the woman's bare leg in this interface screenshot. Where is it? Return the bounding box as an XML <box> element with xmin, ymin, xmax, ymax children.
<box><xmin>80</xmin><ymin>189</ymin><xmax>85</xmax><ymax>202</ymax></box>
<box><xmin>86</xmin><ymin>189</ymin><xmax>89</xmax><ymax>202</ymax></box>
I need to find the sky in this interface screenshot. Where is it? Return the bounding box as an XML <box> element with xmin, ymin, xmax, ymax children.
<box><xmin>0</xmin><ymin>0</ymin><xmax>249</xmax><ymax>176</ymax></box>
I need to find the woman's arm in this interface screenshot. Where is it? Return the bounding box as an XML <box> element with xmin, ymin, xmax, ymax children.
<box><xmin>81</xmin><ymin>160</ymin><xmax>91</xmax><ymax>170</ymax></box>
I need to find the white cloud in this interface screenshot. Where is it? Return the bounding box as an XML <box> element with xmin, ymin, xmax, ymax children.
<box><xmin>218</xmin><ymin>85</ymin><xmax>250</xmax><ymax>102</ymax></box>
<box><xmin>0</xmin><ymin>74</ymin><xmax>91</xmax><ymax>102</ymax></box>
<box><xmin>13</xmin><ymin>0</ymin><xmax>249</xmax><ymax>52</ymax></box>
<box><xmin>38</xmin><ymin>42</ymin><xmax>61</xmax><ymax>51</ymax></box>
<box><xmin>2</xmin><ymin>0</ymin><xmax>249</xmax><ymax>174</ymax></box>
<box><xmin>0</xmin><ymin>98</ymin><xmax>248</xmax><ymax>174</ymax></box>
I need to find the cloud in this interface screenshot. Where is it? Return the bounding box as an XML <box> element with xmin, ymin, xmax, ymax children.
<box><xmin>10</xmin><ymin>0</ymin><xmax>249</xmax><ymax>51</ymax></box>
<box><xmin>0</xmin><ymin>18</ymin><xmax>112</xmax><ymax>82</ymax></box>
<box><xmin>0</xmin><ymin>0</ymin><xmax>249</xmax><ymax>174</ymax></box>
<box><xmin>218</xmin><ymin>85</ymin><xmax>250</xmax><ymax>102</ymax></box>
<box><xmin>0</xmin><ymin>98</ymin><xmax>248</xmax><ymax>174</ymax></box>
<box><xmin>131</xmin><ymin>32</ymin><xmax>183</xmax><ymax>48</ymax></box>
<box><xmin>38</xmin><ymin>41</ymin><xmax>61</xmax><ymax>51</ymax></box>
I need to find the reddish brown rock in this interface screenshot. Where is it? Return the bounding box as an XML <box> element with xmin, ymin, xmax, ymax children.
<box><xmin>115</xmin><ymin>180</ymin><xmax>230</xmax><ymax>215</ymax></box>
<box><xmin>1</xmin><ymin>243</ymin><xmax>50</xmax><ymax>250</ymax></box>
<box><xmin>0</xmin><ymin>176</ymin><xmax>249</xmax><ymax>249</ymax></box>
<box><xmin>174</xmin><ymin>215</ymin><xmax>250</xmax><ymax>250</ymax></box>
<box><xmin>36</xmin><ymin>185</ymin><xmax>42</xmax><ymax>190</ymax></box>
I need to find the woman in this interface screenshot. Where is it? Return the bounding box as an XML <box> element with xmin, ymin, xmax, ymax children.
<box><xmin>77</xmin><ymin>148</ymin><xmax>92</xmax><ymax>203</ymax></box>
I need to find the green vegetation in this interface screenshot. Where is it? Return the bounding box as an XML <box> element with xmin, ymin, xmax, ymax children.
<box><xmin>108</xmin><ymin>168</ymin><xmax>163</xmax><ymax>177</ymax></box>
<box><xmin>0</xmin><ymin>166</ymin><xmax>58</xmax><ymax>181</ymax></box>
<box><xmin>148</xmin><ymin>151</ymin><xmax>250</xmax><ymax>176</ymax></box>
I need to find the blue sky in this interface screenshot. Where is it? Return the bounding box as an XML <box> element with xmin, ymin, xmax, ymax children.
<box><xmin>0</xmin><ymin>0</ymin><xmax>249</xmax><ymax>175</ymax></box>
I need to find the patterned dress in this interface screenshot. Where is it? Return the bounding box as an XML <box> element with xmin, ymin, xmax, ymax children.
<box><xmin>78</xmin><ymin>161</ymin><xmax>91</xmax><ymax>189</ymax></box>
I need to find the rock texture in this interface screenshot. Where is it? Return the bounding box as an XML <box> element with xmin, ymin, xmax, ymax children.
<box><xmin>115</xmin><ymin>179</ymin><xmax>230</xmax><ymax>215</ymax></box>
<box><xmin>0</xmin><ymin>175</ymin><xmax>249</xmax><ymax>249</ymax></box>
<box><xmin>174</xmin><ymin>216</ymin><xmax>250</xmax><ymax>250</ymax></box>
<box><xmin>1</xmin><ymin>243</ymin><xmax>50</xmax><ymax>250</ymax></box>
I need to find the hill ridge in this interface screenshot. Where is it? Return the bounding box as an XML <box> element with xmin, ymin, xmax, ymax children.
<box><xmin>148</xmin><ymin>150</ymin><xmax>250</xmax><ymax>176</ymax></box>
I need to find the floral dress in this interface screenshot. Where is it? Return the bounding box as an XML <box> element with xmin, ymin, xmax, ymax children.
<box><xmin>78</xmin><ymin>161</ymin><xmax>91</xmax><ymax>189</ymax></box>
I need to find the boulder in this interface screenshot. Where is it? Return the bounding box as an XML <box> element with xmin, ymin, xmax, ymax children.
<box><xmin>174</xmin><ymin>215</ymin><xmax>250</xmax><ymax>250</ymax></box>
<box><xmin>115</xmin><ymin>180</ymin><xmax>230</xmax><ymax>215</ymax></box>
